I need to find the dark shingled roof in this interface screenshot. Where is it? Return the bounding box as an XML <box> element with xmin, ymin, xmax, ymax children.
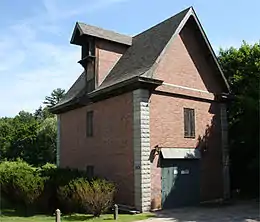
<box><xmin>52</xmin><ymin>72</ymin><xmax>86</xmax><ymax>108</ymax></box>
<box><xmin>71</xmin><ymin>22</ymin><xmax>132</xmax><ymax>46</ymax></box>
<box><xmin>98</xmin><ymin>7</ymin><xmax>190</xmax><ymax>90</ymax></box>
<box><xmin>51</xmin><ymin>7</ymin><xmax>190</xmax><ymax>113</ymax></box>
<box><xmin>51</xmin><ymin>6</ymin><xmax>230</xmax><ymax>113</ymax></box>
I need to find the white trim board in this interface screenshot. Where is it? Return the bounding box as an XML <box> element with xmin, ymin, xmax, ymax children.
<box><xmin>162</xmin><ymin>82</ymin><xmax>211</xmax><ymax>94</ymax></box>
<box><xmin>160</xmin><ymin>148</ymin><xmax>201</xmax><ymax>159</ymax></box>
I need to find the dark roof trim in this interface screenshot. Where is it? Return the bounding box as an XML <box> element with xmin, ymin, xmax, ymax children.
<box><xmin>50</xmin><ymin>98</ymin><xmax>85</xmax><ymax>114</ymax></box>
<box><xmin>89</xmin><ymin>76</ymin><xmax>163</xmax><ymax>100</ymax></box>
<box><xmin>150</xmin><ymin>7</ymin><xmax>230</xmax><ymax>92</ymax></box>
<box><xmin>50</xmin><ymin>76</ymin><xmax>163</xmax><ymax>114</ymax></box>
<box><xmin>70</xmin><ymin>22</ymin><xmax>132</xmax><ymax>46</ymax></box>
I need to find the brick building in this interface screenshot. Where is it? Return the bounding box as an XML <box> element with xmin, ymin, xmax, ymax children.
<box><xmin>50</xmin><ymin>7</ymin><xmax>230</xmax><ymax>211</ymax></box>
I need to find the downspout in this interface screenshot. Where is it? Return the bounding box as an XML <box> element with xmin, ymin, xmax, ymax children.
<box><xmin>220</xmin><ymin>103</ymin><xmax>230</xmax><ymax>200</ymax></box>
<box><xmin>56</xmin><ymin>114</ymin><xmax>61</xmax><ymax>167</ymax></box>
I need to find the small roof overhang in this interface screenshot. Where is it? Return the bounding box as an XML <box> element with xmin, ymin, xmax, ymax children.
<box><xmin>160</xmin><ymin>148</ymin><xmax>201</xmax><ymax>159</ymax></box>
<box><xmin>70</xmin><ymin>22</ymin><xmax>132</xmax><ymax>46</ymax></box>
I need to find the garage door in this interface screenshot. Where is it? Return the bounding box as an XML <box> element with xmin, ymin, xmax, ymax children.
<box><xmin>161</xmin><ymin>158</ymin><xmax>200</xmax><ymax>208</ymax></box>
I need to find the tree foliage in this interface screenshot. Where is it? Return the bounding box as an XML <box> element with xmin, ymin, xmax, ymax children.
<box><xmin>0</xmin><ymin>89</ymin><xmax>65</xmax><ymax>166</ymax></box>
<box><xmin>0</xmin><ymin>160</ymin><xmax>44</xmax><ymax>215</ymax></box>
<box><xmin>0</xmin><ymin>111</ymin><xmax>57</xmax><ymax>166</ymax></box>
<box><xmin>43</xmin><ymin>88</ymin><xmax>65</xmax><ymax>108</ymax></box>
<box><xmin>218</xmin><ymin>41</ymin><xmax>260</xmax><ymax>196</ymax></box>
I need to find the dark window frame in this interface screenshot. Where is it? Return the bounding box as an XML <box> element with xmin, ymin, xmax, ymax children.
<box><xmin>184</xmin><ymin>108</ymin><xmax>195</xmax><ymax>138</ymax></box>
<box><xmin>81</xmin><ymin>38</ymin><xmax>95</xmax><ymax>59</ymax></box>
<box><xmin>86</xmin><ymin>111</ymin><xmax>94</xmax><ymax>137</ymax></box>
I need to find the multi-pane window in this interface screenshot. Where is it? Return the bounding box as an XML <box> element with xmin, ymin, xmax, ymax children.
<box><xmin>86</xmin><ymin>111</ymin><xmax>94</xmax><ymax>137</ymax></box>
<box><xmin>184</xmin><ymin>108</ymin><xmax>195</xmax><ymax>138</ymax></box>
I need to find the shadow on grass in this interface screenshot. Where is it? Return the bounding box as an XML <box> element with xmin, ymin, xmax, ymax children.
<box><xmin>62</xmin><ymin>213</ymin><xmax>155</xmax><ymax>221</ymax></box>
<box><xmin>62</xmin><ymin>214</ymin><xmax>95</xmax><ymax>221</ymax></box>
<box><xmin>1</xmin><ymin>208</ymin><xmax>29</xmax><ymax>217</ymax></box>
<box><xmin>1</xmin><ymin>208</ymin><xmax>51</xmax><ymax>218</ymax></box>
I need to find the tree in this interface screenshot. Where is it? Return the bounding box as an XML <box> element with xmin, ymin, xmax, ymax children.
<box><xmin>218</xmin><ymin>41</ymin><xmax>260</xmax><ymax>196</ymax></box>
<box><xmin>43</xmin><ymin>88</ymin><xmax>66</xmax><ymax>108</ymax></box>
<box><xmin>0</xmin><ymin>88</ymin><xmax>63</xmax><ymax>166</ymax></box>
<box><xmin>34</xmin><ymin>106</ymin><xmax>54</xmax><ymax>120</ymax></box>
<box><xmin>1</xmin><ymin>111</ymin><xmax>39</xmax><ymax>163</ymax></box>
<box><xmin>0</xmin><ymin>113</ymin><xmax>57</xmax><ymax>166</ymax></box>
<box><xmin>35</xmin><ymin>117</ymin><xmax>57</xmax><ymax>165</ymax></box>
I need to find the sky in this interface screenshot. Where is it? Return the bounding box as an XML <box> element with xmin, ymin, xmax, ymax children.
<box><xmin>0</xmin><ymin>0</ymin><xmax>259</xmax><ymax>117</ymax></box>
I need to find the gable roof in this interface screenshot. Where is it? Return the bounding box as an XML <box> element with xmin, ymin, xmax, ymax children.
<box><xmin>71</xmin><ymin>22</ymin><xmax>132</xmax><ymax>46</ymax></box>
<box><xmin>51</xmin><ymin>7</ymin><xmax>230</xmax><ymax>114</ymax></box>
<box><xmin>97</xmin><ymin>7</ymin><xmax>230</xmax><ymax>93</ymax></box>
<box><xmin>97</xmin><ymin>7</ymin><xmax>190</xmax><ymax>91</ymax></box>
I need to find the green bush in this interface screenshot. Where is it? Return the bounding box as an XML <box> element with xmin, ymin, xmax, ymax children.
<box><xmin>57</xmin><ymin>178</ymin><xmax>84</xmax><ymax>213</ymax></box>
<box><xmin>58</xmin><ymin>178</ymin><xmax>115</xmax><ymax>217</ymax></box>
<box><xmin>83</xmin><ymin>179</ymin><xmax>115</xmax><ymax>217</ymax></box>
<box><xmin>0</xmin><ymin>160</ymin><xmax>114</xmax><ymax>216</ymax></box>
<box><xmin>0</xmin><ymin>160</ymin><xmax>44</xmax><ymax>214</ymax></box>
<box><xmin>38</xmin><ymin>164</ymin><xmax>92</xmax><ymax>213</ymax></box>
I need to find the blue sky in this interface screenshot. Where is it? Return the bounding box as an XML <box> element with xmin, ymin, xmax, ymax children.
<box><xmin>0</xmin><ymin>0</ymin><xmax>259</xmax><ymax>117</ymax></box>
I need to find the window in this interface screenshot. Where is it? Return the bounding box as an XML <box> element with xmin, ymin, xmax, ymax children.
<box><xmin>184</xmin><ymin>108</ymin><xmax>195</xmax><ymax>138</ymax></box>
<box><xmin>80</xmin><ymin>38</ymin><xmax>96</xmax><ymax>93</ymax></box>
<box><xmin>86</xmin><ymin>165</ymin><xmax>94</xmax><ymax>178</ymax></box>
<box><xmin>86</xmin><ymin>111</ymin><xmax>94</xmax><ymax>137</ymax></box>
<box><xmin>81</xmin><ymin>38</ymin><xmax>95</xmax><ymax>59</ymax></box>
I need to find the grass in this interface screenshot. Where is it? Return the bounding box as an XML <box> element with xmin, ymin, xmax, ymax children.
<box><xmin>0</xmin><ymin>209</ymin><xmax>154</xmax><ymax>222</ymax></box>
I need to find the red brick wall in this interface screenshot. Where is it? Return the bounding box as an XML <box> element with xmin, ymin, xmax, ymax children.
<box><xmin>96</xmin><ymin>39</ymin><xmax>128</xmax><ymax>86</ymax></box>
<box><xmin>150</xmin><ymin>31</ymin><xmax>224</xmax><ymax>207</ymax></box>
<box><xmin>59</xmin><ymin>92</ymin><xmax>134</xmax><ymax>206</ymax></box>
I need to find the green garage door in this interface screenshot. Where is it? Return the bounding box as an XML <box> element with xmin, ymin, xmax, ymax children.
<box><xmin>161</xmin><ymin>159</ymin><xmax>200</xmax><ymax>208</ymax></box>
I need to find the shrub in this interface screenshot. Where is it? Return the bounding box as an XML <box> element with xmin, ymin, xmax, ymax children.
<box><xmin>83</xmin><ymin>179</ymin><xmax>115</xmax><ymax>217</ymax></box>
<box><xmin>57</xmin><ymin>178</ymin><xmax>84</xmax><ymax>213</ymax></box>
<box><xmin>0</xmin><ymin>160</ymin><xmax>114</xmax><ymax>216</ymax></box>
<box><xmin>39</xmin><ymin>165</ymin><xmax>91</xmax><ymax>213</ymax></box>
<box><xmin>0</xmin><ymin>160</ymin><xmax>44</xmax><ymax>214</ymax></box>
<box><xmin>58</xmin><ymin>178</ymin><xmax>115</xmax><ymax>217</ymax></box>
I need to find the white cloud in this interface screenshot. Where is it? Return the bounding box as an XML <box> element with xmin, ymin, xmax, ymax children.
<box><xmin>0</xmin><ymin>0</ymin><xmax>129</xmax><ymax>117</ymax></box>
<box><xmin>42</xmin><ymin>0</ymin><xmax>128</xmax><ymax>22</ymax></box>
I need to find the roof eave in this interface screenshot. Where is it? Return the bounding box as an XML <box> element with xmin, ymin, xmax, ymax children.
<box><xmin>50</xmin><ymin>77</ymin><xmax>162</xmax><ymax>114</ymax></box>
<box><xmin>70</xmin><ymin>22</ymin><xmax>84</xmax><ymax>45</ymax></box>
<box><xmin>70</xmin><ymin>22</ymin><xmax>132</xmax><ymax>46</ymax></box>
<box><xmin>88</xmin><ymin>76</ymin><xmax>163</xmax><ymax>100</ymax></box>
<box><xmin>189</xmin><ymin>8</ymin><xmax>231</xmax><ymax>93</ymax></box>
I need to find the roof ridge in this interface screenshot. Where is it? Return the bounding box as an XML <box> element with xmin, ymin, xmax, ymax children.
<box><xmin>98</xmin><ymin>7</ymin><xmax>191</xmax><ymax>90</ymax></box>
<box><xmin>134</xmin><ymin>7</ymin><xmax>192</xmax><ymax>38</ymax></box>
<box><xmin>76</xmin><ymin>21</ymin><xmax>132</xmax><ymax>38</ymax></box>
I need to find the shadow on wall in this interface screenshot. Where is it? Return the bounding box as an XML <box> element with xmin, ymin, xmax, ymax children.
<box><xmin>161</xmin><ymin>105</ymin><xmax>223</xmax><ymax>208</ymax></box>
<box><xmin>180</xmin><ymin>15</ymin><xmax>224</xmax><ymax>94</ymax></box>
<box><xmin>161</xmin><ymin>158</ymin><xmax>200</xmax><ymax>209</ymax></box>
<box><xmin>196</xmin><ymin>102</ymin><xmax>224</xmax><ymax>201</ymax></box>
<box><xmin>149</xmin><ymin>102</ymin><xmax>224</xmax><ymax>208</ymax></box>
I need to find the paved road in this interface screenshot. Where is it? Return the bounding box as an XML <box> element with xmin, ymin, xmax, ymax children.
<box><xmin>137</xmin><ymin>201</ymin><xmax>259</xmax><ymax>222</ymax></box>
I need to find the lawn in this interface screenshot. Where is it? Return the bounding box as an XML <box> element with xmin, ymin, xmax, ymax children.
<box><xmin>0</xmin><ymin>209</ymin><xmax>154</xmax><ymax>222</ymax></box>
